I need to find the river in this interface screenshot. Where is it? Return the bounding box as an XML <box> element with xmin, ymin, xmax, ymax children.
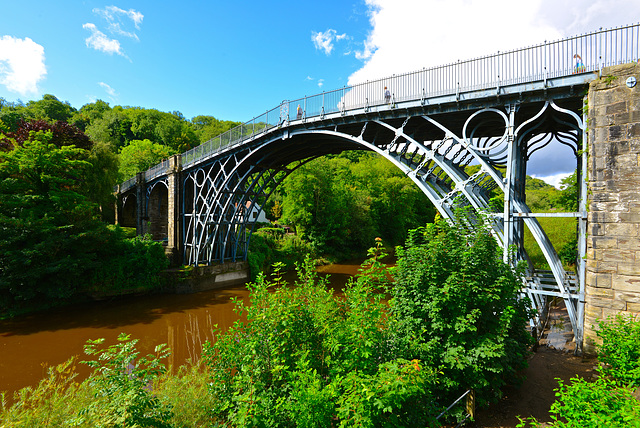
<box><xmin>0</xmin><ymin>260</ymin><xmax>364</xmax><ymax>400</ymax></box>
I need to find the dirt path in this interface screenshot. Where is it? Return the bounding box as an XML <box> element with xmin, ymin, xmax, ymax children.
<box><xmin>472</xmin><ymin>302</ymin><xmax>598</xmax><ymax>427</ymax></box>
<box><xmin>472</xmin><ymin>346</ymin><xmax>596</xmax><ymax>427</ymax></box>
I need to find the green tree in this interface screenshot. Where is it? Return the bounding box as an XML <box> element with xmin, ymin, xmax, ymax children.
<box><xmin>85</xmin><ymin>107</ymin><xmax>134</xmax><ymax>149</ymax></box>
<box><xmin>190</xmin><ymin>115</ymin><xmax>241</xmax><ymax>143</ymax></box>
<box><xmin>0</xmin><ymin>129</ymin><xmax>167</xmax><ymax>316</ymax></box>
<box><xmin>118</xmin><ymin>139</ymin><xmax>177</xmax><ymax>180</ymax></box>
<box><xmin>0</xmin><ymin>130</ymin><xmax>98</xmax><ymax>313</ymax></box>
<box><xmin>86</xmin><ymin>141</ymin><xmax>120</xmax><ymax>221</ymax></box>
<box><xmin>26</xmin><ymin>94</ymin><xmax>75</xmax><ymax>123</ymax></box>
<box><xmin>281</xmin><ymin>157</ymin><xmax>374</xmax><ymax>256</ymax></box>
<box><xmin>551</xmin><ymin>171</ymin><xmax>578</xmax><ymax>212</ymax></box>
<box><xmin>279</xmin><ymin>152</ymin><xmax>435</xmax><ymax>256</ymax></box>
<box><xmin>71</xmin><ymin>99</ymin><xmax>112</xmax><ymax>131</ymax></box>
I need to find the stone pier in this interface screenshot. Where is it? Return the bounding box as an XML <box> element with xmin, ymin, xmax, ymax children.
<box><xmin>585</xmin><ymin>61</ymin><xmax>640</xmax><ymax>353</ymax></box>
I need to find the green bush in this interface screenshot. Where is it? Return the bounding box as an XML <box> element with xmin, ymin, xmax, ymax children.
<box><xmin>81</xmin><ymin>333</ymin><xmax>174</xmax><ymax>427</ymax></box>
<box><xmin>248</xmin><ymin>228</ymin><xmax>312</xmax><ymax>280</ymax></box>
<box><xmin>518</xmin><ymin>377</ymin><xmax>640</xmax><ymax>428</ymax></box>
<box><xmin>87</xmin><ymin>232</ymin><xmax>169</xmax><ymax>295</ymax></box>
<box><xmin>390</xmin><ymin>218</ymin><xmax>535</xmax><ymax>407</ymax></box>
<box><xmin>202</xmin><ymin>254</ymin><xmax>441</xmax><ymax>427</ymax></box>
<box><xmin>596</xmin><ymin>314</ymin><xmax>640</xmax><ymax>386</ymax></box>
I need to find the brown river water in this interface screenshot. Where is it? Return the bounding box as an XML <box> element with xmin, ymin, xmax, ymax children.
<box><xmin>0</xmin><ymin>261</ymin><xmax>363</xmax><ymax>400</ymax></box>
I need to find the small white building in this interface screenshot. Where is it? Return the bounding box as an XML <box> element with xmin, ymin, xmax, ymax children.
<box><xmin>237</xmin><ymin>201</ymin><xmax>269</xmax><ymax>224</ymax></box>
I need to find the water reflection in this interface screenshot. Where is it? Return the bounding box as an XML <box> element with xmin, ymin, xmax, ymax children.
<box><xmin>0</xmin><ymin>261</ymin><xmax>366</xmax><ymax>400</ymax></box>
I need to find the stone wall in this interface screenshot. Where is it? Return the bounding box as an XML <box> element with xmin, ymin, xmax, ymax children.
<box><xmin>585</xmin><ymin>61</ymin><xmax>640</xmax><ymax>353</ymax></box>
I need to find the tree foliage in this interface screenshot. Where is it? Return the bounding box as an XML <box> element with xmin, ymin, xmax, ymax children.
<box><xmin>191</xmin><ymin>115</ymin><xmax>241</xmax><ymax>142</ymax></box>
<box><xmin>118</xmin><ymin>139</ymin><xmax>177</xmax><ymax>181</ymax></box>
<box><xmin>390</xmin><ymin>217</ymin><xmax>535</xmax><ymax>407</ymax></box>
<box><xmin>203</xmin><ymin>255</ymin><xmax>440</xmax><ymax>427</ymax></box>
<box><xmin>279</xmin><ymin>152</ymin><xmax>435</xmax><ymax>257</ymax></box>
<box><xmin>0</xmin><ymin>129</ymin><xmax>167</xmax><ymax>317</ymax></box>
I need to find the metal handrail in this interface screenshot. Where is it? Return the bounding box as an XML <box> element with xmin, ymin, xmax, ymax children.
<box><xmin>149</xmin><ymin>23</ymin><xmax>639</xmax><ymax>171</ymax></box>
<box><xmin>145</xmin><ymin>159</ymin><xmax>170</xmax><ymax>181</ymax></box>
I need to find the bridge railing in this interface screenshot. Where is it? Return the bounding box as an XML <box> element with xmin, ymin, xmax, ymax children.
<box><xmin>175</xmin><ymin>23</ymin><xmax>638</xmax><ymax>170</ymax></box>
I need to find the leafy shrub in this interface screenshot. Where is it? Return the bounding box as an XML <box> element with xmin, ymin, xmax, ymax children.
<box><xmin>81</xmin><ymin>333</ymin><xmax>174</xmax><ymax>427</ymax></box>
<box><xmin>87</xmin><ymin>232</ymin><xmax>169</xmax><ymax>295</ymax></box>
<box><xmin>518</xmin><ymin>377</ymin><xmax>640</xmax><ymax>427</ymax></box>
<box><xmin>390</xmin><ymin>218</ymin><xmax>534</xmax><ymax>407</ymax></box>
<box><xmin>596</xmin><ymin>314</ymin><xmax>640</xmax><ymax>386</ymax></box>
<box><xmin>202</xmin><ymin>254</ymin><xmax>441</xmax><ymax>426</ymax></box>
<box><xmin>248</xmin><ymin>228</ymin><xmax>312</xmax><ymax>279</ymax></box>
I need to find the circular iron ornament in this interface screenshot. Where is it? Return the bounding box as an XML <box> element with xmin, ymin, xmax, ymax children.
<box><xmin>626</xmin><ymin>76</ymin><xmax>637</xmax><ymax>88</ymax></box>
<box><xmin>462</xmin><ymin>108</ymin><xmax>510</xmax><ymax>152</ymax></box>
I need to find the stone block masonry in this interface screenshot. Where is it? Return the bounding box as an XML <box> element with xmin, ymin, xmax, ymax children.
<box><xmin>585</xmin><ymin>61</ymin><xmax>640</xmax><ymax>354</ymax></box>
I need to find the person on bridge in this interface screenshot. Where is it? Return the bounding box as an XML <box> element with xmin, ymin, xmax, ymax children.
<box><xmin>384</xmin><ymin>86</ymin><xmax>391</xmax><ymax>104</ymax></box>
<box><xmin>573</xmin><ymin>54</ymin><xmax>586</xmax><ymax>73</ymax></box>
<box><xmin>296</xmin><ymin>104</ymin><xmax>302</xmax><ymax>120</ymax></box>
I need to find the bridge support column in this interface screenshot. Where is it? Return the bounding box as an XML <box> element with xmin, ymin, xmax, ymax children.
<box><xmin>165</xmin><ymin>154</ymin><xmax>182</xmax><ymax>266</ymax></box>
<box><xmin>135</xmin><ymin>172</ymin><xmax>148</xmax><ymax>236</ymax></box>
<box><xmin>584</xmin><ymin>62</ymin><xmax>640</xmax><ymax>354</ymax></box>
<box><xmin>114</xmin><ymin>184</ymin><xmax>121</xmax><ymax>225</ymax></box>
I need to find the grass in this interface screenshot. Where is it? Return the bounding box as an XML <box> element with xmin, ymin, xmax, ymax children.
<box><xmin>523</xmin><ymin>217</ymin><xmax>577</xmax><ymax>271</ymax></box>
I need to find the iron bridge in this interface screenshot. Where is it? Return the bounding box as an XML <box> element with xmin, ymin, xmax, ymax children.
<box><xmin>117</xmin><ymin>23</ymin><xmax>640</xmax><ymax>353</ymax></box>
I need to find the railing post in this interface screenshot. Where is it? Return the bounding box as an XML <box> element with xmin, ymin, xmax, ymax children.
<box><xmin>497</xmin><ymin>51</ymin><xmax>501</xmax><ymax>94</ymax></box>
<box><xmin>544</xmin><ymin>41</ymin><xmax>548</xmax><ymax>87</ymax></box>
<box><xmin>598</xmin><ymin>27</ymin><xmax>602</xmax><ymax>77</ymax></box>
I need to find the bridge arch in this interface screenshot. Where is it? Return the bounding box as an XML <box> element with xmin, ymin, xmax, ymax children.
<box><xmin>147</xmin><ymin>181</ymin><xmax>169</xmax><ymax>242</ymax></box>
<box><xmin>185</xmin><ymin>100</ymin><xmax>582</xmax><ymax>268</ymax></box>
<box><xmin>120</xmin><ymin>194</ymin><xmax>137</xmax><ymax>229</ymax></box>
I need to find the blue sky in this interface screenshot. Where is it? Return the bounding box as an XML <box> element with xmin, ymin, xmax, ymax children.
<box><xmin>1</xmin><ymin>0</ymin><xmax>639</xmax><ymax>182</ymax></box>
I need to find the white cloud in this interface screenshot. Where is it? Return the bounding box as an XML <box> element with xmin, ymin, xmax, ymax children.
<box><xmin>349</xmin><ymin>0</ymin><xmax>565</xmax><ymax>85</ymax></box>
<box><xmin>318</xmin><ymin>79</ymin><xmax>324</xmax><ymax>88</ymax></box>
<box><xmin>83</xmin><ymin>23</ymin><xmax>124</xmax><ymax>56</ymax></box>
<box><xmin>532</xmin><ymin>172</ymin><xmax>573</xmax><ymax>189</ymax></box>
<box><xmin>0</xmin><ymin>36</ymin><xmax>47</xmax><ymax>95</ymax></box>
<box><xmin>98</xmin><ymin>81</ymin><xmax>117</xmax><ymax>98</ymax></box>
<box><xmin>349</xmin><ymin>0</ymin><xmax>640</xmax><ymax>84</ymax></box>
<box><xmin>93</xmin><ymin>6</ymin><xmax>144</xmax><ymax>40</ymax></box>
<box><xmin>312</xmin><ymin>29</ymin><xmax>347</xmax><ymax>55</ymax></box>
